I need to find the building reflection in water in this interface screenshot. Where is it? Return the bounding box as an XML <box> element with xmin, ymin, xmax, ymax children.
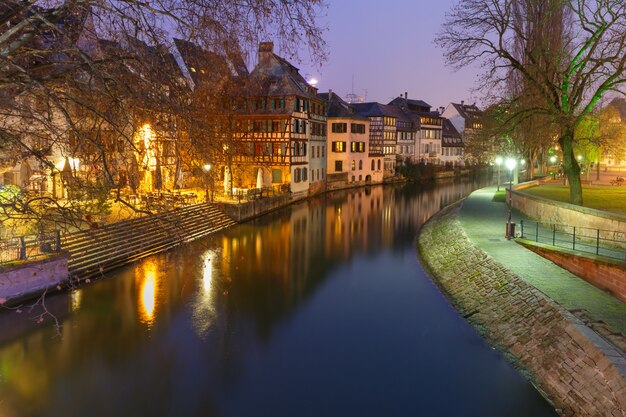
<box><xmin>0</xmin><ymin>178</ymin><xmax>498</xmax><ymax>417</ymax></box>
<box><xmin>136</xmin><ymin>258</ymin><xmax>159</xmax><ymax>327</ymax></box>
<box><xmin>192</xmin><ymin>250</ymin><xmax>220</xmax><ymax>338</ymax></box>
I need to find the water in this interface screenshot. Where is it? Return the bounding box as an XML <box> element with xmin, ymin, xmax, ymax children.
<box><xmin>0</xmin><ymin>179</ymin><xmax>557</xmax><ymax>417</ymax></box>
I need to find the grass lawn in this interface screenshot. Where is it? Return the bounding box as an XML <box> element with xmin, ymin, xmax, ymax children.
<box><xmin>522</xmin><ymin>185</ymin><xmax>626</xmax><ymax>215</ymax></box>
<box><xmin>492</xmin><ymin>190</ymin><xmax>506</xmax><ymax>202</ymax></box>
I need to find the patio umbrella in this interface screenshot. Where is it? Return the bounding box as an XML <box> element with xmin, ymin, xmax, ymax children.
<box><xmin>19</xmin><ymin>160</ymin><xmax>32</xmax><ymax>187</ymax></box>
<box><xmin>256</xmin><ymin>167</ymin><xmax>263</xmax><ymax>189</ymax></box>
<box><xmin>174</xmin><ymin>159</ymin><xmax>184</xmax><ymax>189</ymax></box>
<box><xmin>154</xmin><ymin>158</ymin><xmax>162</xmax><ymax>190</ymax></box>
<box><xmin>223</xmin><ymin>166</ymin><xmax>231</xmax><ymax>194</ymax></box>
<box><xmin>61</xmin><ymin>157</ymin><xmax>72</xmax><ymax>183</ymax></box>
<box><xmin>128</xmin><ymin>157</ymin><xmax>140</xmax><ymax>193</ymax></box>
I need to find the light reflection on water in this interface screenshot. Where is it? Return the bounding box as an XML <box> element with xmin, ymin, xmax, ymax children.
<box><xmin>0</xmin><ymin>179</ymin><xmax>558</xmax><ymax>417</ymax></box>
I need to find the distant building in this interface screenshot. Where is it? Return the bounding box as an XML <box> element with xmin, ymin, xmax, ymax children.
<box><xmin>388</xmin><ymin>94</ymin><xmax>443</xmax><ymax>165</ymax></box>
<box><xmin>441</xmin><ymin>119</ymin><xmax>464</xmax><ymax>167</ymax></box>
<box><xmin>442</xmin><ymin>101</ymin><xmax>483</xmax><ymax>164</ymax></box>
<box><xmin>352</xmin><ymin>102</ymin><xmax>396</xmax><ymax>178</ymax></box>
<box><xmin>320</xmin><ymin>91</ymin><xmax>378</xmax><ymax>187</ymax></box>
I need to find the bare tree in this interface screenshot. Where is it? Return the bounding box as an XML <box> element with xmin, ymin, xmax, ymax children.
<box><xmin>1</xmin><ymin>0</ymin><xmax>327</xmax><ymax>232</ymax></box>
<box><xmin>438</xmin><ymin>0</ymin><xmax>626</xmax><ymax>205</ymax></box>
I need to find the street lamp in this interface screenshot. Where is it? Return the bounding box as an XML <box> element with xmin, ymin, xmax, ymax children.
<box><xmin>203</xmin><ymin>163</ymin><xmax>212</xmax><ymax>202</ymax></box>
<box><xmin>505</xmin><ymin>158</ymin><xmax>517</xmax><ymax>239</ymax></box>
<box><xmin>495</xmin><ymin>156</ymin><xmax>503</xmax><ymax>191</ymax></box>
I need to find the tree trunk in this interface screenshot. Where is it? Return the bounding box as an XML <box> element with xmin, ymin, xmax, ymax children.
<box><xmin>559</xmin><ymin>131</ymin><xmax>583</xmax><ymax>205</ymax></box>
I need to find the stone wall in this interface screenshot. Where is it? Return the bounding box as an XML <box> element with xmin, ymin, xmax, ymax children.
<box><xmin>0</xmin><ymin>252</ymin><xmax>69</xmax><ymax>304</ymax></box>
<box><xmin>217</xmin><ymin>194</ymin><xmax>293</xmax><ymax>222</ymax></box>
<box><xmin>418</xmin><ymin>207</ymin><xmax>626</xmax><ymax>417</ymax></box>
<box><xmin>518</xmin><ymin>240</ymin><xmax>626</xmax><ymax>303</ymax></box>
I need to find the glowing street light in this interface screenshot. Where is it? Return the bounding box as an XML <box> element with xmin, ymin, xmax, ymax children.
<box><xmin>506</xmin><ymin>158</ymin><xmax>517</xmax><ymax>240</ymax></box>
<box><xmin>495</xmin><ymin>156</ymin><xmax>503</xmax><ymax>191</ymax></box>
<box><xmin>203</xmin><ymin>163</ymin><xmax>212</xmax><ymax>202</ymax></box>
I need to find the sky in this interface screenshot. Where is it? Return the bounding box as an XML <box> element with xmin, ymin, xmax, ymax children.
<box><xmin>296</xmin><ymin>0</ymin><xmax>481</xmax><ymax>110</ymax></box>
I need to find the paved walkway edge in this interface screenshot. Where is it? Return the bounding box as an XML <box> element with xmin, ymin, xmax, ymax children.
<box><xmin>417</xmin><ymin>202</ymin><xmax>626</xmax><ymax>417</ymax></box>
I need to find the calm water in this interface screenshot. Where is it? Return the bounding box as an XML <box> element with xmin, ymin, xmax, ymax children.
<box><xmin>0</xmin><ymin>179</ymin><xmax>557</xmax><ymax>417</ymax></box>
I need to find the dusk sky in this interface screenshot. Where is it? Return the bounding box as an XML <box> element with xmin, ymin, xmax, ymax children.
<box><xmin>297</xmin><ymin>0</ymin><xmax>481</xmax><ymax>110</ymax></box>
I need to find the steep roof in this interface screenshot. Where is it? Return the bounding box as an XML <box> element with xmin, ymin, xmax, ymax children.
<box><xmin>319</xmin><ymin>92</ymin><xmax>368</xmax><ymax>120</ymax></box>
<box><xmin>450</xmin><ymin>102</ymin><xmax>482</xmax><ymax>121</ymax></box>
<box><xmin>352</xmin><ymin>102</ymin><xmax>398</xmax><ymax>118</ymax></box>
<box><xmin>442</xmin><ymin>119</ymin><xmax>464</xmax><ymax>147</ymax></box>
<box><xmin>388</xmin><ymin>97</ymin><xmax>431</xmax><ymax>112</ymax></box>
<box><xmin>247</xmin><ymin>42</ymin><xmax>318</xmax><ymax>99</ymax></box>
<box><xmin>608</xmin><ymin>98</ymin><xmax>626</xmax><ymax>121</ymax></box>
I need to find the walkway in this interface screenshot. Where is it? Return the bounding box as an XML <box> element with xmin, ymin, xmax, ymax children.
<box><xmin>459</xmin><ymin>186</ymin><xmax>626</xmax><ymax>336</ymax></box>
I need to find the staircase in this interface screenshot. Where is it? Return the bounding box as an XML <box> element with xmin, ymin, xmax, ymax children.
<box><xmin>62</xmin><ymin>203</ymin><xmax>237</xmax><ymax>281</ymax></box>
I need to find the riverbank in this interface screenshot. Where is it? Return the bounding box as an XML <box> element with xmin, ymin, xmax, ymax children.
<box><xmin>417</xmin><ymin>199</ymin><xmax>626</xmax><ymax>416</ymax></box>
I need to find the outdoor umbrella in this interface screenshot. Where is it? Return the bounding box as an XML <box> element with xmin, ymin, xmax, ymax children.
<box><xmin>223</xmin><ymin>166</ymin><xmax>231</xmax><ymax>194</ymax></box>
<box><xmin>128</xmin><ymin>157</ymin><xmax>140</xmax><ymax>193</ymax></box>
<box><xmin>256</xmin><ymin>167</ymin><xmax>263</xmax><ymax>189</ymax></box>
<box><xmin>154</xmin><ymin>158</ymin><xmax>162</xmax><ymax>190</ymax></box>
<box><xmin>19</xmin><ymin>160</ymin><xmax>32</xmax><ymax>187</ymax></box>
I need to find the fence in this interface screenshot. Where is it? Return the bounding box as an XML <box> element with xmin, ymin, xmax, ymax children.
<box><xmin>519</xmin><ymin>220</ymin><xmax>626</xmax><ymax>261</ymax></box>
<box><xmin>0</xmin><ymin>231</ymin><xmax>62</xmax><ymax>264</ymax></box>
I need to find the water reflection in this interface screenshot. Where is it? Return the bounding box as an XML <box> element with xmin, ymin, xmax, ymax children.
<box><xmin>137</xmin><ymin>259</ymin><xmax>158</xmax><ymax>327</ymax></box>
<box><xmin>192</xmin><ymin>251</ymin><xmax>219</xmax><ymax>338</ymax></box>
<box><xmin>0</xmin><ymin>178</ymin><xmax>557</xmax><ymax>417</ymax></box>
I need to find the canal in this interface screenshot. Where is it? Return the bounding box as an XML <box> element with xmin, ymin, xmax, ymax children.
<box><xmin>0</xmin><ymin>179</ymin><xmax>557</xmax><ymax>417</ymax></box>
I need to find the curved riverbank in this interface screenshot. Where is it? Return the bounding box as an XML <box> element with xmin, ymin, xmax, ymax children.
<box><xmin>417</xmin><ymin>203</ymin><xmax>626</xmax><ymax>417</ymax></box>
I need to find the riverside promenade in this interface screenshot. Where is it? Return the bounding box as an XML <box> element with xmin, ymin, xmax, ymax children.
<box><xmin>417</xmin><ymin>185</ymin><xmax>626</xmax><ymax>417</ymax></box>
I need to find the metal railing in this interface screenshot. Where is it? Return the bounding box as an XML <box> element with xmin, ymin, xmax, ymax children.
<box><xmin>519</xmin><ymin>220</ymin><xmax>626</xmax><ymax>261</ymax></box>
<box><xmin>0</xmin><ymin>231</ymin><xmax>62</xmax><ymax>264</ymax></box>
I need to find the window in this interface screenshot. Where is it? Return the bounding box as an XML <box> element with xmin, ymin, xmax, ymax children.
<box><xmin>351</xmin><ymin>175</ymin><xmax>355</xmax><ymax>182</ymax></box>
<box><xmin>335</xmin><ymin>160</ymin><xmax>343</xmax><ymax>172</ymax></box>
<box><xmin>316</xmin><ymin>146</ymin><xmax>320</xmax><ymax>158</ymax></box>
<box><xmin>321</xmin><ymin>146</ymin><xmax>325</xmax><ymax>157</ymax></box>
<box><xmin>321</xmin><ymin>168</ymin><xmax>325</xmax><ymax>178</ymax></box>
<box><xmin>332</xmin><ymin>123</ymin><xmax>347</xmax><ymax>133</ymax></box>
<box><xmin>302</xmin><ymin>168</ymin><xmax>308</xmax><ymax>181</ymax></box>
<box><xmin>351</xmin><ymin>123</ymin><xmax>365</xmax><ymax>134</ymax></box>
<box><xmin>332</xmin><ymin>141</ymin><xmax>347</xmax><ymax>152</ymax></box>
<box><xmin>272</xmin><ymin>169</ymin><xmax>282</xmax><ymax>183</ymax></box>
<box><xmin>351</xmin><ymin>160</ymin><xmax>356</xmax><ymax>171</ymax></box>
<box><xmin>371</xmin><ymin>160</ymin><xmax>375</xmax><ymax>170</ymax></box>
<box><xmin>359</xmin><ymin>160</ymin><xmax>363</xmax><ymax>170</ymax></box>
<box><xmin>294</xmin><ymin>168</ymin><xmax>301</xmax><ymax>183</ymax></box>
<box><xmin>377</xmin><ymin>159</ymin><xmax>381</xmax><ymax>170</ymax></box>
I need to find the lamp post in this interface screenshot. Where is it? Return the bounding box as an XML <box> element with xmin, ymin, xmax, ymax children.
<box><xmin>495</xmin><ymin>156</ymin><xmax>503</xmax><ymax>191</ymax></box>
<box><xmin>505</xmin><ymin>158</ymin><xmax>517</xmax><ymax>239</ymax></box>
<box><xmin>203</xmin><ymin>163</ymin><xmax>212</xmax><ymax>202</ymax></box>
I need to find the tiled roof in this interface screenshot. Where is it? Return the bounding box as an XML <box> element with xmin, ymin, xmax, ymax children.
<box><xmin>608</xmin><ymin>98</ymin><xmax>626</xmax><ymax>121</ymax></box>
<box><xmin>352</xmin><ymin>102</ymin><xmax>398</xmax><ymax>117</ymax></box>
<box><xmin>442</xmin><ymin>119</ymin><xmax>464</xmax><ymax>147</ymax></box>
<box><xmin>388</xmin><ymin>97</ymin><xmax>431</xmax><ymax>112</ymax></box>
<box><xmin>450</xmin><ymin>102</ymin><xmax>482</xmax><ymax>120</ymax></box>
<box><xmin>248</xmin><ymin>49</ymin><xmax>318</xmax><ymax>99</ymax></box>
<box><xmin>319</xmin><ymin>93</ymin><xmax>367</xmax><ymax>120</ymax></box>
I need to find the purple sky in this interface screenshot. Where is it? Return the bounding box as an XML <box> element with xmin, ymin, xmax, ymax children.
<box><xmin>296</xmin><ymin>0</ymin><xmax>481</xmax><ymax>110</ymax></box>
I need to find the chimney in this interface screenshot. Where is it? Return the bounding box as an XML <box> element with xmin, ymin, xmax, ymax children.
<box><xmin>328</xmin><ymin>89</ymin><xmax>333</xmax><ymax>100</ymax></box>
<box><xmin>439</xmin><ymin>106</ymin><xmax>445</xmax><ymax>114</ymax></box>
<box><xmin>258</xmin><ymin>42</ymin><xmax>274</xmax><ymax>66</ymax></box>
<box><xmin>461</xmin><ymin>100</ymin><xmax>465</xmax><ymax>106</ymax></box>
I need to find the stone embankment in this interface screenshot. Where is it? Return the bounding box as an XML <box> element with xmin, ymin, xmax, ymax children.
<box><xmin>418</xmin><ymin>205</ymin><xmax>626</xmax><ymax>417</ymax></box>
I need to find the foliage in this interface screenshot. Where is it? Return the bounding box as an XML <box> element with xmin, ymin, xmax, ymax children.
<box><xmin>0</xmin><ymin>0</ymin><xmax>327</xmax><ymax>232</ymax></box>
<box><xmin>438</xmin><ymin>0</ymin><xmax>626</xmax><ymax>205</ymax></box>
